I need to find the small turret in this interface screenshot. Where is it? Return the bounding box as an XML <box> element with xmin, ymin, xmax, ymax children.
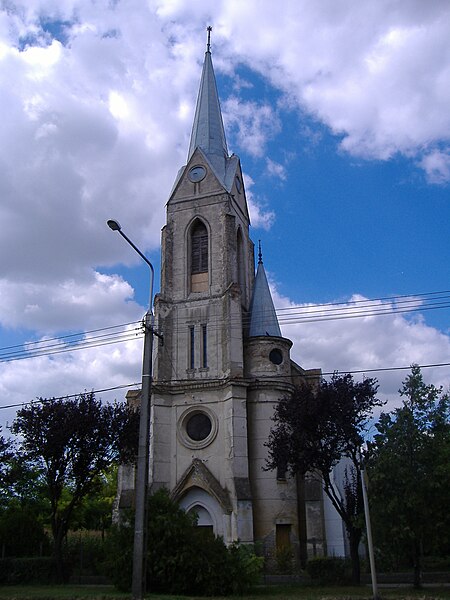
<box><xmin>248</xmin><ymin>241</ymin><xmax>282</xmax><ymax>337</ymax></box>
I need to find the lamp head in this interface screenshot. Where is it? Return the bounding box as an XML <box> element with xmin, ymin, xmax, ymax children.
<box><xmin>107</xmin><ymin>219</ymin><xmax>121</xmax><ymax>231</ymax></box>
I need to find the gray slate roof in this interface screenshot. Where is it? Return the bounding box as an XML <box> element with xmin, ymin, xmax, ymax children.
<box><xmin>248</xmin><ymin>260</ymin><xmax>282</xmax><ymax>338</ymax></box>
<box><xmin>188</xmin><ymin>49</ymin><xmax>230</xmax><ymax>185</ymax></box>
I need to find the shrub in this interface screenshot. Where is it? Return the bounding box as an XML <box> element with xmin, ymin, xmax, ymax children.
<box><xmin>306</xmin><ymin>556</ymin><xmax>352</xmax><ymax>585</ymax></box>
<box><xmin>0</xmin><ymin>506</ymin><xmax>50</xmax><ymax>558</ymax></box>
<box><xmin>105</xmin><ymin>489</ymin><xmax>263</xmax><ymax>595</ymax></box>
<box><xmin>63</xmin><ymin>530</ymin><xmax>107</xmax><ymax>576</ymax></box>
<box><xmin>276</xmin><ymin>545</ymin><xmax>294</xmax><ymax>574</ymax></box>
<box><xmin>102</xmin><ymin>516</ymin><xmax>134</xmax><ymax>592</ymax></box>
<box><xmin>423</xmin><ymin>555</ymin><xmax>450</xmax><ymax>571</ymax></box>
<box><xmin>0</xmin><ymin>557</ymin><xmax>71</xmax><ymax>584</ymax></box>
<box><xmin>228</xmin><ymin>543</ymin><xmax>264</xmax><ymax>592</ymax></box>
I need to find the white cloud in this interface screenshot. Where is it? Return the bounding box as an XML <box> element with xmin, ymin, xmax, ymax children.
<box><xmin>214</xmin><ymin>0</ymin><xmax>450</xmax><ymax>179</ymax></box>
<box><xmin>243</xmin><ymin>174</ymin><xmax>275</xmax><ymax>230</ymax></box>
<box><xmin>1</xmin><ymin>0</ymin><xmax>450</xmax><ymax>428</ymax></box>
<box><xmin>0</xmin><ymin>272</ymin><xmax>142</xmax><ymax>333</ymax></box>
<box><xmin>419</xmin><ymin>151</ymin><xmax>450</xmax><ymax>185</ymax></box>
<box><xmin>271</xmin><ymin>286</ymin><xmax>450</xmax><ymax>413</ymax></box>
<box><xmin>266</xmin><ymin>158</ymin><xmax>287</xmax><ymax>181</ymax></box>
<box><xmin>0</xmin><ymin>329</ymin><xmax>143</xmax><ymax>429</ymax></box>
<box><xmin>223</xmin><ymin>96</ymin><xmax>282</xmax><ymax>158</ymax></box>
<box><xmin>1</xmin><ymin>1</ymin><xmax>449</xmax><ymax>295</ymax></box>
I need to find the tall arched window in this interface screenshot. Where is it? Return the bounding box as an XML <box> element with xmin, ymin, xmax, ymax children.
<box><xmin>191</xmin><ymin>221</ymin><xmax>208</xmax><ymax>273</ymax></box>
<box><xmin>190</xmin><ymin>220</ymin><xmax>208</xmax><ymax>292</ymax></box>
<box><xmin>237</xmin><ymin>228</ymin><xmax>246</xmax><ymax>304</ymax></box>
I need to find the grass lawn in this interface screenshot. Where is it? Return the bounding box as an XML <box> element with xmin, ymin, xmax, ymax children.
<box><xmin>0</xmin><ymin>585</ymin><xmax>127</xmax><ymax>599</ymax></box>
<box><xmin>0</xmin><ymin>584</ymin><xmax>449</xmax><ymax>600</ymax></box>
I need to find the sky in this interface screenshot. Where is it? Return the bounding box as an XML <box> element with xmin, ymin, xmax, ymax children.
<box><xmin>0</xmin><ymin>0</ymin><xmax>449</xmax><ymax>431</ymax></box>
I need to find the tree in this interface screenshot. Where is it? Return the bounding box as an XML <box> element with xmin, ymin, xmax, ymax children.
<box><xmin>266</xmin><ymin>373</ymin><xmax>381</xmax><ymax>584</ymax></box>
<box><xmin>0</xmin><ymin>427</ymin><xmax>14</xmax><ymax>499</ymax></box>
<box><xmin>0</xmin><ymin>502</ymin><xmax>50</xmax><ymax>557</ymax></box>
<box><xmin>10</xmin><ymin>392</ymin><xmax>139</xmax><ymax>582</ymax></box>
<box><xmin>70</xmin><ymin>466</ymin><xmax>118</xmax><ymax>536</ymax></box>
<box><xmin>0</xmin><ymin>452</ymin><xmax>51</xmax><ymax>558</ymax></box>
<box><xmin>368</xmin><ymin>365</ymin><xmax>450</xmax><ymax>587</ymax></box>
<box><xmin>0</xmin><ymin>430</ymin><xmax>52</xmax><ymax>558</ymax></box>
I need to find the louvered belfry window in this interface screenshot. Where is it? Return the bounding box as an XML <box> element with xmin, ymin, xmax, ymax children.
<box><xmin>191</xmin><ymin>221</ymin><xmax>208</xmax><ymax>274</ymax></box>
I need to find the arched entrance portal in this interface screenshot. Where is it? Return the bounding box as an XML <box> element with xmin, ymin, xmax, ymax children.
<box><xmin>179</xmin><ymin>487</ymin><xmax>225</xmax><ymax>538</ymax></box>
<box><xmin>187</xmin><ymin>505</ymin><xmax>214</xmax><ymax>536</ymax></box>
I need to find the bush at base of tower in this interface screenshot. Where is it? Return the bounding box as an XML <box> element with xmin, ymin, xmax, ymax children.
<box><xmin>104</xmin><ymin>488</ymin><xmax>263</xmax><ymax>595</ymax></box>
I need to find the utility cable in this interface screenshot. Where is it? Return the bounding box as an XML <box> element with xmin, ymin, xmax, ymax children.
<box><xmin>0</xmin><ymin>320</ymin><xmax>141</xmax><ymax>351</ymax></box>
<box><xmin>0</xmin><ymin>361</ymin><xmax>448</xmax><ymax>412</ymax></box>
<box><xmin>1</xmin><ymin>290</ymin><xmax>449</xmax><ymax>364</ymax></box>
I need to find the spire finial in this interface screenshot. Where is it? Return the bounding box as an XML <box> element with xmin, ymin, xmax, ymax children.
<box><xmin>258</xmin><ymin>240</ymin><xmax>263</xmax><ymax>264</ymax></box>
<box><xmin>206</xmin><ymin>25</ymin><xmax>212</xmax><ymax>53</ymax></box>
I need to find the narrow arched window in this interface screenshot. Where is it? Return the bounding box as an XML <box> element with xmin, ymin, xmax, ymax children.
<box><xmin>191</xmin><ymin>221</ymin><xmax>208</xmax><ymax>273</ymax></box>
<box><xmin>190</xmin><ymin>220</ymin><xmax>208</xmax><ymax>292</ymax></box>
<box><xmin>236</xmin><ymin>228</ymin><xmax>246</xmax><ymax>303</ymax></box>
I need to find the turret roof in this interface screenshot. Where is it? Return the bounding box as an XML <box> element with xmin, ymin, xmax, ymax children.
<box><xmin>248</xmin><ymin>247</ymin><xmax>282</xmax><ymax>338</ymax></box>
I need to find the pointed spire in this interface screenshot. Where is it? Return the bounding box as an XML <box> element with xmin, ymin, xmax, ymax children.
<box><xmin>248</xmin><ymin>249</ymin><xmax>282</xmax><ymax>338</ymax></box>
<box><xmin>188</xmin><ymin>26</ymin><xmax>228</xmax><ymax>168</ymax></box>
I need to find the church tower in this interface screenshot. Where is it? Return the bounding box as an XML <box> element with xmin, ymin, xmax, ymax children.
<box><xmin>114</xmin><ymin>29</ymin><xmax>339</xmax><ymax>564</ymax></box>
<box><xmin>148</xmin><ymin>30</ymin><xmax>325</xmax><ymax>559</ymax></box>
<box><xmin>151</xmin><ymin>29</ymin><xmax>255</xmax><ymax>542</ymax></box>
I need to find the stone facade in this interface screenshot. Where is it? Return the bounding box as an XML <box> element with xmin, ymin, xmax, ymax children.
<box><xmin>115</xmin><ymin>41</ymin><xmax>346</xmax><ymax>567</ymax></box>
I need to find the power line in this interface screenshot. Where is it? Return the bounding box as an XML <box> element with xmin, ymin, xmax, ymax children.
<box><xmin>0</xmin><ymin>324</ymin><xmax>143</xmax><ymax>364</ymax></box>
<box><xmin>150</xmin><ymin>361</ymin><xmax>450</xmax><ymax>384</ymax></box>
<box><xmin>274</xmin><ymin>289</ymin><xmax>450</xmax><ymax>313</ymax></box>
<box><xmin>1</xmin><ymin>361</ymin><xmax>448</xmax><ymax>412</ymax></box>
<box><xmin>0</xmin><ymin>332</ymin><xmax>142</xmax><ymax>363</ymax></box>
<box><xmin>0</xmin><ymin>320</ymin><xmax>142</xmax><ymax>352</ymax></box>
<box><xmin>1</xmin><ymin>290</ymin><xmax>449</xmax><ymax>364</ymax></box>
<box><xmin>0</xmin><ymin>382</ymin><xmax>142</xmax><ymax>411</ymax></box>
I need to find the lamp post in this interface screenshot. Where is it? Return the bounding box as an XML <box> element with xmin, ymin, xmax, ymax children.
<box><xmin>107</xmin><ymin>219</ymin><xmax>154</xmax><ymax>600</ymax></box>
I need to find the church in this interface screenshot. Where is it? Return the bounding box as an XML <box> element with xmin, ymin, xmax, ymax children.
<box><xmin>116</xmin><ymin>32</ymin><xmax>347</xmax><ymax>567</ymax></box>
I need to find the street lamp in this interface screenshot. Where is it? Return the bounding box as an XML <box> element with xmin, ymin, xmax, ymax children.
<box><xmin>107</xmin><ymin>219</ymin><xmax>154</xmax><ymax>600</ymax></box>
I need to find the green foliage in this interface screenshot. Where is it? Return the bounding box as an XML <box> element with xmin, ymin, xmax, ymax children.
<box><xmin>69</xmin><ymin>468</ymin><xmax>118</xmax><ymax>533</ymax></box>
<box><xmin>368</xmin><ymin>365</ymin><xmax>450</xmax><ymax>585</ymax></box>
<box><xmin>422</xmin><ymin>555</ymin><xmax>450</xmax><ymax>571</ymax></box>
<box><xmin>306</xmin><ymin>557</ymin><xmax>352</xmax><ymax>585</ymax></box>
<box><xmin>0</xmin><ymin>557</ymin><xmax>71</xmax><ymax>585</ymax></box>
<box><xmin>266</xmin><ymin>373</ymin><xmax>381</xmax><ymax>584</ymax></box>
<box><xmin>102</xmin><ymin>515</ymin><xmax>134</xmax><ymax>592</ymax></box>
<box><xmin>0</xmin><ymin>504</ymin><xmax>50</xmax><ymax>557</ymax></box>
<box><xmin>10</xmin><ymin>393</ymin><xmax>138</xmax><ymax>582</ymax></box>
<box><xmin>105</xmin><ymin>489</ymin><xmax>263</xmax><ymax>595</ymax></box>
<box><xmin>266</xmin><ymin>374</ymin><xmax>381</xmax><ymax>478</ymax></box>
<box><xmin>63</xmin><ymin>531</ymin><xmax>107</xmax><ymax>576</ymax></box>
<box><xmin>228</xmin><ymin>543</ymin><xmax>264</xmax><ymax>591</ymax></box>
<box><xmin>275</xmin><ymin>545</ymin><xmax>294</xmax><ymax>574</ymax></box>
<box><xmin>0</xmin><ymin>428</ymin><xmax>16</xmax><ymax>510</ymax></box>
<box><xmin>0</xmin><ymin>456</ymin><xmax>49</xmax><ymax>514</ymax></box>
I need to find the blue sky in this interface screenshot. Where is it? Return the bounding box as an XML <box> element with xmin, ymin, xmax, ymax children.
<box><xmin>0</xmin><ymin>0</ymin><xmax>449</xmax><ymax>427</ymax></box>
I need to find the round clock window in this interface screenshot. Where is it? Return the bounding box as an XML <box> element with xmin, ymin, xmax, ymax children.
<box><xmin>188</xmin><ymin>165</ymin><xmax>206</xmax><ymax>183</ymax></box>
